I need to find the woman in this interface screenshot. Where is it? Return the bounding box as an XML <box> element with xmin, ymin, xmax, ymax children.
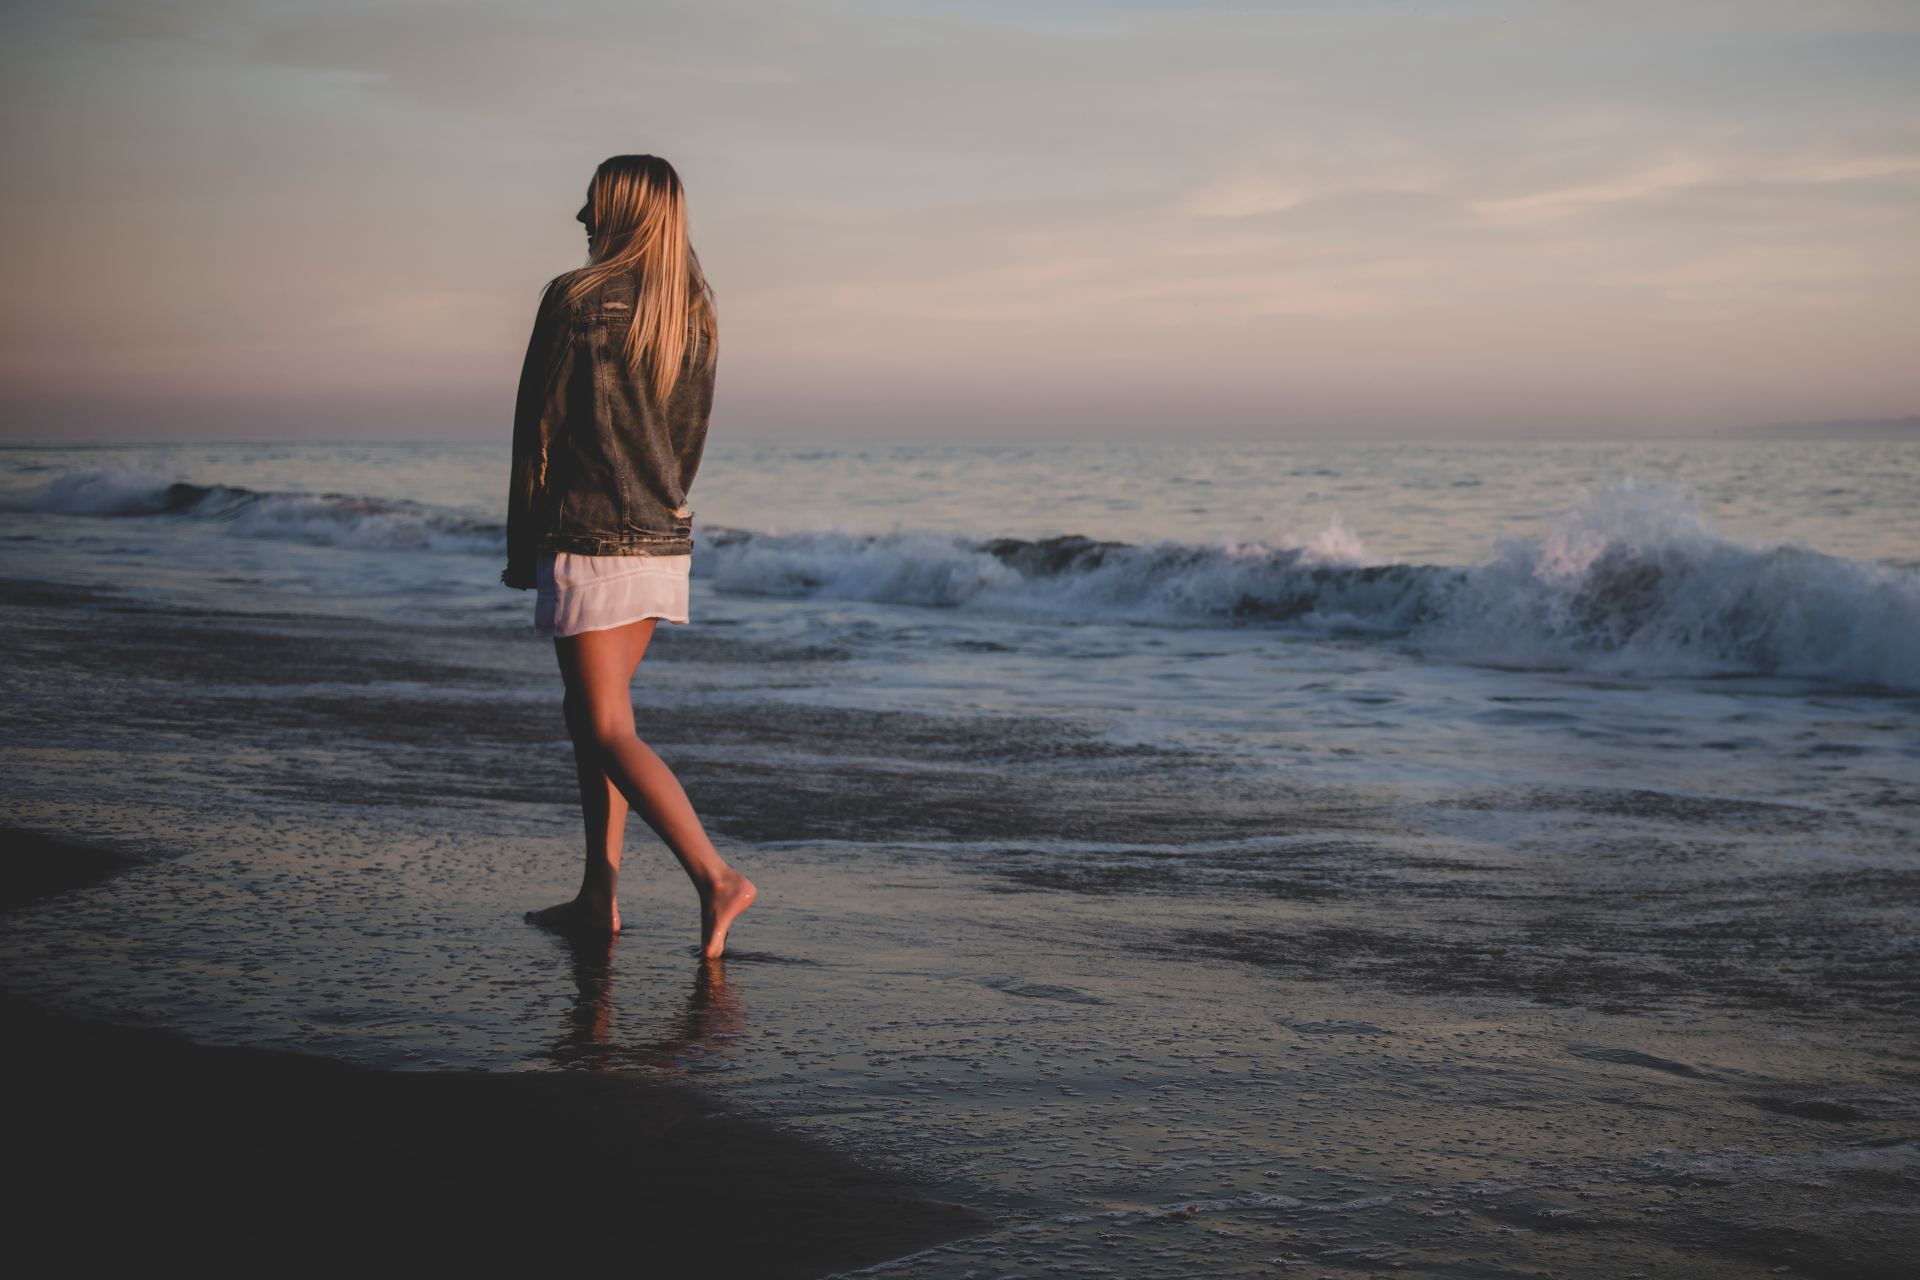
<box><xmin>501</xmin><ymin>154</ymin><xmax>755</xmax><ymax>959</ymax></box>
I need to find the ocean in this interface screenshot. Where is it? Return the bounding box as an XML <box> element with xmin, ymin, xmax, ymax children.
<box><xmin>3</xmin><ymin>435</ymin><xmax>1916</xmax><ymax>1276</ymax></box>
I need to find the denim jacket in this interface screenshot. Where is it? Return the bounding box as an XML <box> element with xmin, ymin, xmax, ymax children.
<box><xmin>501</xmin><ymin>270</ymin><xmax>714</xmax><ymax>588</ymax></box>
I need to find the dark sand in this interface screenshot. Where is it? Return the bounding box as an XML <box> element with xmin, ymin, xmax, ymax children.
<box><xmin>5</xmin><ymin>583</ymin><xmax>1916</xmax><ymax>1278</ymax></box>
<box><xmin>1</xmin><ymin>833</ymin><xmax>987</xmax><ymax>1277</ymax></box>
<box><xmin>1</xmin><ymin>827</ymin><xmax>134</xmax><ymax>910</ymax></box>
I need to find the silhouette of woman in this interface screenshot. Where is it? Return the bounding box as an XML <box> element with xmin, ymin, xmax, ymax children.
<box><xmin>502</xmin><ymin>155</ymin><xmax>756</xmax><ymax>959</ymax></box>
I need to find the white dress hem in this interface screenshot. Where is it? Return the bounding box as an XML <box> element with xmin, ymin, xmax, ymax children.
<box><xmin>533</xmin><ymin>550</ymin><xmax>692</xmax><ymax>639</ymax></box>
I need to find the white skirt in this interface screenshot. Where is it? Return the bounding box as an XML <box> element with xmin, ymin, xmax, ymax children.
<box><xmin>534</xmin><ymin>550</ymin><xmax>691</xmax><ymax>638</ymax></box>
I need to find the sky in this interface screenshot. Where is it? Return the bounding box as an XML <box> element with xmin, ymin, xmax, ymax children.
<box><xmin>1</xmin><ymin>0</ymin><xmax>1916</xmax><ymax>442</ymax></box>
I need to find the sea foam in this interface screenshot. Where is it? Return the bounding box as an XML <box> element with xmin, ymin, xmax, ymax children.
<box><xmin>6</xmin><ymin>465</ymin><xmax>1914</xmax><ymax>689</ymax></box>
<box><xmin>696</xmin><ymin>476</ymin><xmax>1919</xmax><ymax>688</ymax></box>
<box><xmin>0</xmin><ymin>463</ymin><xmax>500</xmax><ymax>554</ymax></box>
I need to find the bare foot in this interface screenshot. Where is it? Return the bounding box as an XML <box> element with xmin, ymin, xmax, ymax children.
<box><xmin>698</xmin><ymin>871</ymin><xmax>756</xmax><ymax>959</ymax></box>
<box><xmin>525</xmin><ymin>893</ymin><xmax>620</xmax><ymax>935</ymax></box>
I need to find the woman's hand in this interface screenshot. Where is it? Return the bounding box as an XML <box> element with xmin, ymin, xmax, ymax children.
<box><xmin>501</xmin><ymin>560</ymin><xmax>535</xmax><ymax>590</ymax></box>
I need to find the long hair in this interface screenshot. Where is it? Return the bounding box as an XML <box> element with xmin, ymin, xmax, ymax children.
<box><xmin>556</xmin><ymin>154</ymin><xmax>718</xmax><ymax>403</ymax></box>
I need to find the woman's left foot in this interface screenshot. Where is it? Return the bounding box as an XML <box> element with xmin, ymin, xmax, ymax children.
<box><xmin>699</xmin><ymin>871</ymin><xmax>757</xmax><ymax>959</ymax></box>
<box><xmin>526</xmin><ymin>894</ymin><xmax>620</xmax><ymax>935</ymax></box>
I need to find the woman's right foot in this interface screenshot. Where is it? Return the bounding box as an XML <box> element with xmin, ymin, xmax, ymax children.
<box><xmin>699</xmin><ymin>871</ymin><xmax>757</xmax><ymax>959</ymax></box>
<box><xmin>526</xmin><ymin>894</ymin><xmax>620</xmax><ymax>935</ymax></box>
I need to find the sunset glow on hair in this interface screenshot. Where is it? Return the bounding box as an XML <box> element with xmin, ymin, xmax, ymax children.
<box><xmin>558</xmin><ymin>154</ymin><xmax>718</xmax><ymax>403</ymax></box>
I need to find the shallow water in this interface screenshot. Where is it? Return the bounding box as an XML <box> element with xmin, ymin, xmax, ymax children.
<box><xmin>2</xmin><ymin>437</ymin><xmax>1917</xmax><ymax>1276</ymax></box>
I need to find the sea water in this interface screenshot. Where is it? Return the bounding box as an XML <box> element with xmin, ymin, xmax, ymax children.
<box><xmin>4</xmin><ymin>436</ymin><xmax>1915</xmax><ymax>676</ymax></box>
<box><xmin>2</xmin><ymin>435</ymin><xmax>1916</xmax><ymax>1277</ymax></box>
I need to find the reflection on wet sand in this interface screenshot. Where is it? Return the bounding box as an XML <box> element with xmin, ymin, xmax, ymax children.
<box><xmin>544</xmin><ymin>932</ymin><xmax>747</xmax><ymax>1073</ymax></box>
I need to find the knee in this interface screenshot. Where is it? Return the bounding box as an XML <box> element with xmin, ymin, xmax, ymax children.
<box><xmin>561</xmin><ymin>689</ymin><xmax>634</xmax><ymax>752</ymax></box>
<box><xmin>578</xmin><ymin>713</ymin><xmax>634</xmax><ymax>754</ymax></box>
<box><xmin>587</xmin><ymin>717</ymin><xmax>633</xmax><ymax>756</ymax></box>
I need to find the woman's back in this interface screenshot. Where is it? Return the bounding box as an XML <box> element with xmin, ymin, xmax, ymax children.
<box><xmin>539</xmin><ymin>267</ymin><xmax>715</xmax><ymax>556</ymax></box>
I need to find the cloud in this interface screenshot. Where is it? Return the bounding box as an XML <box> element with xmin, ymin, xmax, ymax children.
<box><xmin>1</xmin><ymin>0</ymin><xmax>1917</xmax><ymax>438</ymax></box>
<box><xmin>1471</xmin><ymin>156</ymin><xmax>1720</xmax><ymax>226</ymax></box>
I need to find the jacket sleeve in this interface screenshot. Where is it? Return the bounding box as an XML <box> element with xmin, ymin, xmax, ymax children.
<box><xmin>502</xmin><ymin>278</ymin><xmax>572</xmax><ymax>589</ymax></box>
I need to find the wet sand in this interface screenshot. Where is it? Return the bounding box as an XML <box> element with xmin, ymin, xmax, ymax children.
<box><xmin>4</xmin><ymin>581</ymin><xmax>1917</xmax><ymax>1278</ymax></box>
<box><xmin>0</xmin><ymin>835</ymin><xmax>987</xmax><ymax>1277</ymax></box>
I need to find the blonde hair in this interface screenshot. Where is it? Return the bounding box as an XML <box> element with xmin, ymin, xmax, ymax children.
<box><xmin>556</xmin><ymin>154</ymin><xmax>718</xmax><ymax>402</ymax></box>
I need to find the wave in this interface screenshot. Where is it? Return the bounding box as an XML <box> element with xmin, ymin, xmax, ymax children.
<box><xmin>0</xmin><ymin>463</ymin><xmax>502</xmax><ymax>554</ymax></box>
<box><xmin>1413</xmin><ymin>479</ymin><xmax>1920</xmax><ymax>689</ymax></box>
<box><xmin>6</xmin><ymin>465</ymin><xmax>1916</xmax><ymax>689</ymax></box>
<box><xmin>696</xmin><ymin>477</ymin><xmax>1920</xmax><ymax>689</ymax></box>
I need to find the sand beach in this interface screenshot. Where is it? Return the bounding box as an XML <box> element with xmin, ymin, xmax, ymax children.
<box><xmin>2</xmin><ymin>438</ymin><xmax>1916</xmax><ymax>1277</ymax></box>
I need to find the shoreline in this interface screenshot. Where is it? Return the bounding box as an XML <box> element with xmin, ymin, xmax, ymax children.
<box><xmin>6</xmin><ymin>520</ymin><xmax>1916</xmax><ymax>1280</ymax></box>
<box><xmin>2</xmin><ymin>828</ymin><xmax>988</xmax><ymax>1276</ymax></box>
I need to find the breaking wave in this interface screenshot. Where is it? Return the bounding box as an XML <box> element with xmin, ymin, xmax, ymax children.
<box><xmin>0</xmin><ymin>463</ymin><xmax>501</xmax><ymax>554</ymax></box>
<box><xmin>6</xmin><ymin>465</ymin><xmax>1915</xmax><ymax>688</ymax></box>
<box><xmin>697</xmin><ymin>477</ymin><xmax>1919</xmax><ymax>688</ymax></box>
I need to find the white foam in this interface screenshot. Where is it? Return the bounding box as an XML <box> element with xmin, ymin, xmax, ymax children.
<box><xmin>1422</xmin><ymin>476</ymin><xmax>1920</xmax><ymax>688</ymax></box>
<box><xmin>219</xmin><ymin>491</ymin><xmax>500</xmax><ymax>553</ymax></box>
<box><xmin>11</xmin><ymin>465</ymin><xmax>1917</xmax><ymax>688</ymax></box>
<box><xmin>0</xmin><ymin>464</ymin><xmax>500</xmax><ymax>554</ymax></box>
<box><xmin>697</xmin><ymin>477</ymin><xmax>1920</xmax><ymax>689</ymax></box>
<box><xmin>0</xmin><ymin>461</ymin><xmax>191</xmax><ymax>516</ymax></box>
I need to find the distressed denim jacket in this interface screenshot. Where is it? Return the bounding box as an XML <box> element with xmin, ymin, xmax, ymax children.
<box><xmin>501</xmin><ymin>270</ymin><xmax>714</xmax><ymax>589</ymax></box>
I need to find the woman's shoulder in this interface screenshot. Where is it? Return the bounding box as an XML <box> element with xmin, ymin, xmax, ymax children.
<box><xmin>544</xmin><ymin>268</ymin><xmax>640</xmax><ymax>309</ymax></box>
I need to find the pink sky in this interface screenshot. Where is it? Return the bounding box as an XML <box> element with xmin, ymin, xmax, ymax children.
<box><xmin>3</xmin><ymin>0</ymin><xmax>1917</xmax><ymax>441</ymax></box>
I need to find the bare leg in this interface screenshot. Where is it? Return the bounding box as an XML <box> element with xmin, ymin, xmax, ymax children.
<box><xmin>530</xmin><ymin>618</ymin><xmax>756</xmax><ymax>957</ymax></box>
<box><xmin>521</xmin><ymin>688</ymin><xmax>630</xmax><ymax>932</ymax></box>
<box><xmin>526</xmin><ymin>625</ymin><xmax>644</xmax><ymax>935</ymax></box>
<box><xmin>528</xmin><ymin>620</ymin><xmax>674</xmax><ymax>936</ymax></box>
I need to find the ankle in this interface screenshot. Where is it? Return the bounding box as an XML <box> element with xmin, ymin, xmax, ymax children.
<box><xmin>712</xmin><ymin>867</ymin><xmax>755</xmax><ymax>895</ymax></box>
